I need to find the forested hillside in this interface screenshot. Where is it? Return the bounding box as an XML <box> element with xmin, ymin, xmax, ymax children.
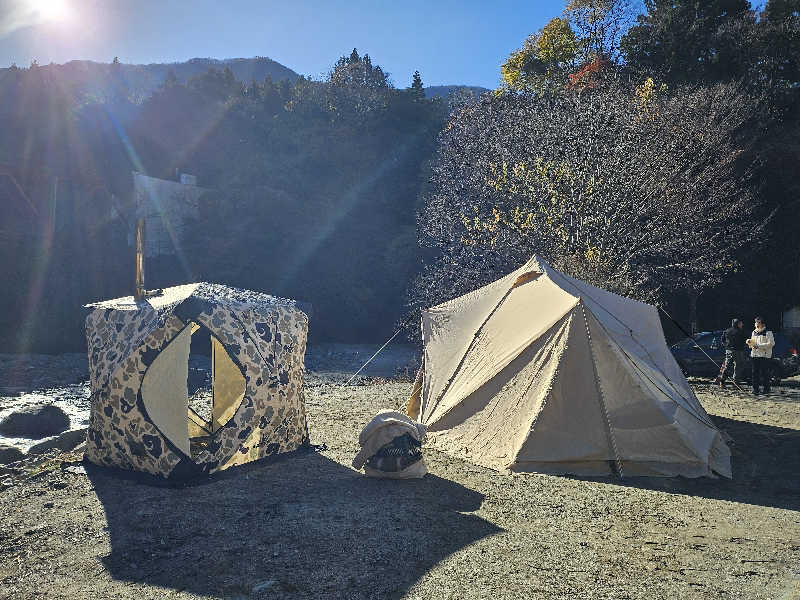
<box><xmin>0</xmin><ymin>51</ymin><xmax>447</xmax><ymax>351</ymax></box>
<box><xmin>1</xmin><ymin>0</ymin><xmax>799</xmax><ymax>354</ymax></box>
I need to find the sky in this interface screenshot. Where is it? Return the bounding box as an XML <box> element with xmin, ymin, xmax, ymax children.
<box><xmin>0</xmin><ymin>0</ymin><xmax>583</xmax><ymax>89</ymax></box>
<box><xmin>0</xmin><ymin>1</ymin><xmax>771</xmax><ymax>89</ymax></box>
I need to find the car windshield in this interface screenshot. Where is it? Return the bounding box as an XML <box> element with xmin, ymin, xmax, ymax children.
<box><xmin>673</xmin><ymin>332</ymin><xmax>717</xmax><ymax>349</ymax></box>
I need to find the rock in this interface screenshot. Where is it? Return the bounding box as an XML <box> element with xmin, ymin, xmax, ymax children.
<box><xmin>0</xmin><ymin>444</ymin><xmax>24</xmax><ymax>465</ymax></box>
<box><xmin>0</xmin><ymin>405</ymin><xmax>70</xmax><ymax>439</ymax></box>
<box><xmin>252</xmin><ymin>580</ymin><xmax>278</xmax><ymax>594</ymax></box>
<box><xmin>28</xmin><ymin>428</ymin><xmax>87</xmax><ymax>455</ymax></box>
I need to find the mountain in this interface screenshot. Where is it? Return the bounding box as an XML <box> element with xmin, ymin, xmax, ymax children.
<box><xmin>0</xmin><ymin>56</ymin><xmax>299</xmax><ymax>104</ymax></box>
<box><xmin>424</xmin><ymin>85</ymin><xmax>490</xmax><ymax>100</ymax></box>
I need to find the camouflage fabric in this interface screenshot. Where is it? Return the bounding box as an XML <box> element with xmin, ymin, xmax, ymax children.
<box><xmin>84</xmin><ymin>283</ymin><xmax>309</xmax><ymax>479</ymax></box>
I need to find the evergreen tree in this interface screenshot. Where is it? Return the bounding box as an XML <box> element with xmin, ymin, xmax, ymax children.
<box><xmin>410</xmin><ymin>70</ymin><xmax>424</xmax><ymax>100</ymax></box>
<box><xmin>620</xmin><ymin>0</ymin><xmax>754</xmax><ymax>85</ymax></box>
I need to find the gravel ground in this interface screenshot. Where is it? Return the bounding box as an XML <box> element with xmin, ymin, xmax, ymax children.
<box><xmin>0</xmin><ymin>359</ymin><xmax>798</xmax><ymax>599</ymax></box>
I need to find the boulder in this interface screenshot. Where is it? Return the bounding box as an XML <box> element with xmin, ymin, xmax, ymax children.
<box><xmin>0</xmin><ymin>405</ymin><xmax>70</xmax><ymax>439</ymax></box>
<box><xmin>28</xmin><ymin>428</ymin><xmax>87</xmax><ymax>455</ymax></box>
<box><xmin>0</xmin><ymin>444</ymin><xmax>24</xmax><ymax>465</ymax></box>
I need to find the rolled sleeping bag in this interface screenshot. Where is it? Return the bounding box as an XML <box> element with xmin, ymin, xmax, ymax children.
<box><xmin>352</xmin><ymin>409</ymin><xmax>427</xmax><ymax>479</ymax></box>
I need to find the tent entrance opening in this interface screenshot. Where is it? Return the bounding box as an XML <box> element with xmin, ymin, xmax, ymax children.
<box><xmin>186</xmin><ymin>322</ymin><xmax>246</xmax><ymax>458</ymax></box>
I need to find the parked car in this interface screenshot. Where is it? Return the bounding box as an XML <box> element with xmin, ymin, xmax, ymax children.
<box><xmin>670</xmin><ymin>330</ymin><xmax>799</xmax><ymax>383</ymax></box>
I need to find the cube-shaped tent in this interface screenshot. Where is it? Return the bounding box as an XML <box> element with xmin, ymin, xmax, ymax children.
<box><xmin>84</xmin><ymin>283</ymin><xmax>309</xmax><ymax>479</ymax></box>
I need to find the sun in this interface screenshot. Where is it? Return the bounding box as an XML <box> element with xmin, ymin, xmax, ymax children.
<box><xmin>34</xmin><ymin>0</ymin><xmax>70</xmax><ymax>22</ymax></box>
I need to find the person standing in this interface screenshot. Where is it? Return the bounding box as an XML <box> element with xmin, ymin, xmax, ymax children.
<box><xmin>747</xmin><ymin>316</ymin><xmax>775</xmax><ymax>395</ymax></box>
<box><xmin>715</xmin><ymin>318</ymin><xmax>747</xmax><ymax>388</ymax></box>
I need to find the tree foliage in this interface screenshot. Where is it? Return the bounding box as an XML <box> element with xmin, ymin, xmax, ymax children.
<box><xmin>410</xmin><ymin>70</ymin><xmax>425</xmax><ymax>100</ymax></box>
<box><xmin>501</xmin><ymin>1</ymin><xmax>635</xmax><ymax>92</ymax></box>
<box><xmin>0</xmin><ymin>53</ymin><xmax>447</xmax><ymax>349</ymax></box>
<box><xmin>501</xmin><ymin>17</ymin><xmax>579</xmax><ymax>91</ymax></box>
<box><xmin>564</xmin><ymin>0</ymin><xmax>636</xmax><ymax>61</ymax></box>
<box><xmin>620</xmin><ymin>0</ymin><xmax>766</xmax><ymax>86</ymax></box>
<box><xmin>412</xmin><ymin>82</ymin><xmax>770</xmax><ymax>313</ymax></box>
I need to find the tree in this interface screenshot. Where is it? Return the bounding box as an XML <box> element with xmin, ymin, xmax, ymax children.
<box><xmin>163</xmin><ymin>69</ymin><xmax>179</xmax><ymax>88</ymax></box>
<box><xmin>412</xmin><ymin>82</ymin><xmax>770</xmax><ymax>314</ymax></box>
<box><xmin>329</xmin><ymin>48</ymin><xmax>390</xmax><ymax>89</ymax></box>
<box><xmin>754</xmin><ymin>0</ymin><xmax>800</xmax><ymax>89</ymax></box>
<box><xmin>326</xmin><ymin>49</ymin><xmax>393</xmax><ymax>118</ymax></box>
<box><xmin>564</xmin><ymin>0</ymin><xmax>636</xmax><ymax>62</ymax></box>
<box><xmin>410</xmin><ymin>70</ymin><xmax>425</xmax><ymax>100</ymax></box>
<box><xmin>763</xmin><ymin>0</ymin><xmax>800</xmax><ymax>21</ymax></box>
<box><xmin>500</xmin><ymin>17</ymin><xmax>579</xmax><ymax>91</ymax></box>
<box><xmin>620</xmin><ymin>0</ymin><xmax>754</xmax><ymax>85</ymax></box>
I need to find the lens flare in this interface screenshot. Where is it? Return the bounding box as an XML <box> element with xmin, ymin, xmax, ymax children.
<box><xmin>34</xmin><ymin>0</ymin><xmax>69</xmax><ymax>22</ymax></box>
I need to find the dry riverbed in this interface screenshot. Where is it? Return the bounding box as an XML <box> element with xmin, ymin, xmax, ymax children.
<box><xmin>0</xmin><ymin>367</ymin><xmax>798</xmax><ymax>599</ymax></box>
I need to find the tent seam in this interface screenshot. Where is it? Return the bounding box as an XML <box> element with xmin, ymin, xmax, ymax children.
<box><xmin>580</xmin><ymin>301</ymin><xmax>624</xmax><ymax>478</ymax></box>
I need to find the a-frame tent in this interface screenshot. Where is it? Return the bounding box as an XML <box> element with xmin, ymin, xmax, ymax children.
<box><xmin>414</xmin><ymin>255</ymin><xmax>731</xmax><ymax>478</ymax></box>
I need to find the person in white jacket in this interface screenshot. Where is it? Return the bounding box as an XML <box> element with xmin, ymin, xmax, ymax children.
<box><xmin>746</xmin><ymin>316</ymin><xmax>775</xmax><ymax>395</ymax></box>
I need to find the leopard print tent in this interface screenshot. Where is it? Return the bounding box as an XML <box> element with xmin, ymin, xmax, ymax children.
<box><xmin>83</xmin><ymin>283</ymin><xmax>309</xmax><ymax>479</ymax></box>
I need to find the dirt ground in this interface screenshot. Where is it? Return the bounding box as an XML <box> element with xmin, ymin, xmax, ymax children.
<box><xmin>1</xmin><ymin>371</ymin><xmax>798</xmax><ymax>600</ymax></box>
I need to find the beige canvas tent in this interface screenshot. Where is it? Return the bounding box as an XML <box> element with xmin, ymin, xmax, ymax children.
<box><xmin>409</xmin><ymin>255</ymin><xmax>731</xmax><ymax>478</ymax></box>
<box><xmin>84</xmin><ymin>283</ymin><xmax>309</xmax><ymax>479</ymax></box>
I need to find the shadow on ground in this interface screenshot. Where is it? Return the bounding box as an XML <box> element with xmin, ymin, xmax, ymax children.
<box><xmin>576</xmin><ymin>416</ymin><xmax>800</xmax><ymax>512</ymax></box>
<box><xmin>88</xmin><ymin>451</ymin><xmax>501</xmax><ymax>599</ymax></box>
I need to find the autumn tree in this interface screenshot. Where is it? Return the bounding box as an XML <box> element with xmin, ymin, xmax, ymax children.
<box><xmin>500</xmin><ymin>17</ymin><xmax>579</xmax><ymax>91</ymax></box>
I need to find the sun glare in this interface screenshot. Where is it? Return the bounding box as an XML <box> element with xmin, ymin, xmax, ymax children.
<box><xmin>34</xmin><ymin>0</ymin><xmax>69</xmax><ymax>22</ymax></box>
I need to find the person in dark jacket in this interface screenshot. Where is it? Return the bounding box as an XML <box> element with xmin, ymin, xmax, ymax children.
<box><xmin>715</xmin><ymin>318</ymin><xmax>747</xmax><ymax>388</ymax></box>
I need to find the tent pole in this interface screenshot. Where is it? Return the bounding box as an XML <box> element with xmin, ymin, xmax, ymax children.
<box><xmin>134</xmin><ymin>218</ymin><xmax>145</xmax><ymax>301</ymax></box>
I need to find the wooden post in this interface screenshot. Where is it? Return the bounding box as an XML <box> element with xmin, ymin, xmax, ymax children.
<box><xmin>135</xmin><ymin>218</ymin><xmax>145</xmax><ymax>300</ymax></box>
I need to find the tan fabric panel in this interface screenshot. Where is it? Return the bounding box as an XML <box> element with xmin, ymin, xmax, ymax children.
<box><xmin>421</xmin><ymin>268</ymin><xmax>521</xmax><ymax>424</ymax></box>
<box><xmin>513</xmin><ymin>306</ymin><xmax>612</xmax><ymax>466</ymax></box>
<box><xmin>547</xmin><ymin>268</ymin><xmax>709</xmax><ymax>424</ymax></box>
<box><xmin>425</xmin><ymin>312</ymin><xmax>573</xmax><ymax>471</ymax></box>
<box><xmin>406</xmin><ymin>366</ymin><xmax>424</xmax><ymax>420</ymax></box>
<box><xmin>423</xmin><ymin>271</ymin><xmax>578</xmax><ymax>426</ymax></box>
<box><xmin>188</xmin><ymin>415</ymin><xmax>209</xmax><ymax>439</ymax></box>
<box><xmin>584</xmin><ymin>307</ymin><xmax>719</xmax><ymax>473</ymax></box>
<box><xmin>140</xmin><ymin>324</ymin><xmax>191</xmax><ymax>455</ymax></box>
<box><xmin>212</xmin><ymin>336</ymin><xmax>246</xmax><ymax>431</ymax></box>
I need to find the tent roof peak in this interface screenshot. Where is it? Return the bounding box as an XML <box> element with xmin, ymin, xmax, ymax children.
<box><xmin>85</xmin><ymin>282</ymin><xmax>302</xmax><ymax>315</ymax></box>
